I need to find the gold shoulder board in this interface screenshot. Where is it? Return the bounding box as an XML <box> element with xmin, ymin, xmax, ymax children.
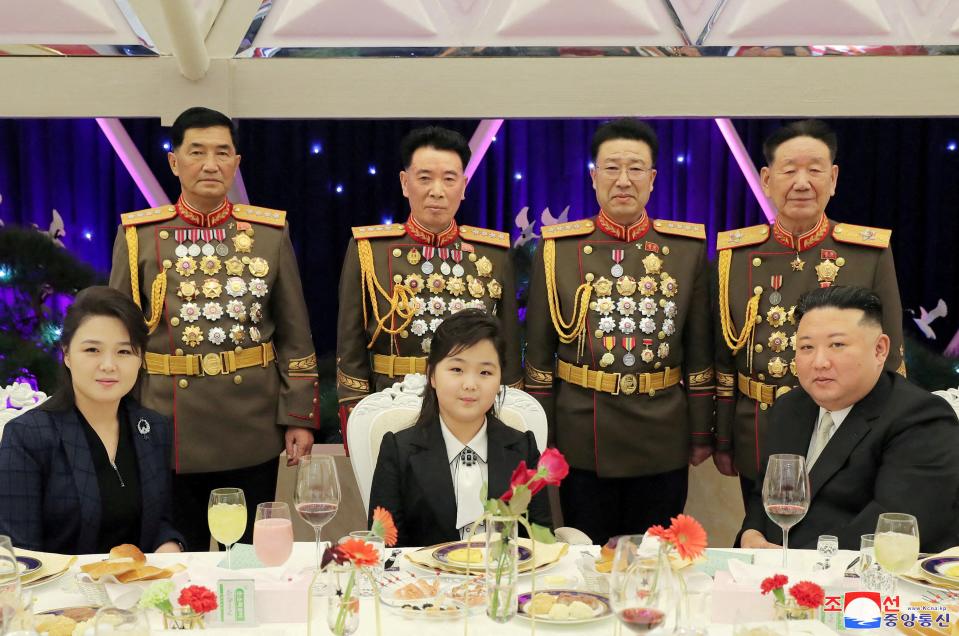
<box><xmin>233</xmin><ymin>204</ymin><xmax>286</xmax><ymax>227</ymax></box>
<box><xmin>120</xmin><ymin>206</ymin><xmax>177</xmax><ymax>227</ymax></box>
<box><xmin>540</xmin><ymin>219</ymin><xmax>595</xmax><ymax>239</ymax></box>
<box><xmin>351</xmin><ymin>223</ymin><xmax>406</xmax><ymax>240</ymax></box>
<box><xmin>653</xmin><ymin>219</ymin><xmax>706</xmax><ymax>240</ymax></box>
<box><xmin>459</xmin><ymin>225</ymin><xmax>510</xmax><ymax>248</ymax></box>
<box><xmin>832</xmin><ymin>223</ymin><xmax>891</xmax><ymax>249</ymax></box>
<box><xmin>716</xmin><ymin>224</ymin><xmax>770</xmax><ymax>250</ymax></box>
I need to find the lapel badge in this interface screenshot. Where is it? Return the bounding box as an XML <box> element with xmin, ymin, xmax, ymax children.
<box><xmin>137</xmin><ymin>418</ymin><xmax>151</xmax><ymax>437</ymax></box>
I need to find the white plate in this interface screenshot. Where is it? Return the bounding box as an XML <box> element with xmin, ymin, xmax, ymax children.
<box><xmin>517</xmin><ymin>589</ymin><xmax>612</xmax><ymax>625</ymax></box>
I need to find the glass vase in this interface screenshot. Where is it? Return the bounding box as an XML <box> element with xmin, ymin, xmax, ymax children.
<box><xmin>485</xmin><ymin>515</ymin><xmax>520</xmax><ymax>623</ymax></box>
<box><xmin>774</xmin><ymin>600</ymin><xmax>818</xmax><ymax>621</ymax></box>
<box><xmin>161</xmin><ymin>607</ymin><xmax>205</xmax><ymax>629</ymax></box>
<box><xmin>326</xmin><ymin>566</ymin><xmax>360</xmax><ymax>636</ymax></box>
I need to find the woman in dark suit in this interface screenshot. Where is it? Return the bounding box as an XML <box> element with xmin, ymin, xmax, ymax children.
<box><xmin>0</xmin><ymin>286</ymin><xmax>183</xmax><ymax>554</ymax></box>
<box><xmin>368</xmin><ymin>309</ymin><xmax>550</xmax><ymax>547</ymax></box>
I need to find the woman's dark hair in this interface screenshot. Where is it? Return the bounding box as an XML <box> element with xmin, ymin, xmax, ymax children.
<box><xmin>412</xmin><ymin>309</ymin><xmax>506</xmax><ymax>429</ymax></box>
<box><xmin>40</xmin><ymin>286</ymin><xmax>148</xmax><ymax>411</ymax></box>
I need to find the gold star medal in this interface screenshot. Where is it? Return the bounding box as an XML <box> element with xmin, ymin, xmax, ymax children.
<box><xmin>767</xmin><ymin>356</ymin><xmax>788</xmax><ymax>378</ymax></box>
<box><xmin>766</xmin><ymin>306</ymin><xmax>787</xmax><ymax>328</ymax></box>
<box><xmin>617</xmin><ymin>275</ymin><xmax>638</xmax><ymax>297</ymax></box>
<box><xmin>487</xmin><ymin>279</ymin><xmax>503</xmax><ymax>299</ymax></box>
<box><xmin>768</xmin><ymin>331</ymin><xmax>788</xmax><ymax>353</ymax></box>
<box><xmin>248</xmin><ymin>257</ymin><xmax>269</xmax><ymax>278</ymax></box>
<box><xmin>175</xmin><ymin>256</ymin><xmax>197</xmax><ymax>277</ymax></box>
<box><xmin>199</xmin><ymin>255</ymin><xmax>221</xmax><ymax>276</ymax></box>
<box><xmin>407</xmin><ymin>249</ymin><xmax>422</xmax><ymax>266</ymax></box>
<box><xmin>232</xmin><ymin>232</ymin><xmax>253</xmax><ymax>253</ymax></box>
<box><xmin>638</xmin><ymin>276</ymin><xmax>657</xmax><ymax>297</ymax></box>
<box><xmin>404</xmin><ymin>273</ymin><xmax>424</xmax><ymax>293</ymax></box>
<box><xmin>475</xmin><ymin>256</ymin><xmax>493</xmax><ymax>277</ymax></box>
<box><xmin>660</xmin><ymin>274</ymin><xmax>679</xmax><ymax>298</ymax></box>
<box><xmin>593</xmin><ymin>276</ymin><xmax>613</xmax><ymax>296</ymax></box>
<box><xmin>446</xmin><ymin>276</ymin><xmax>466</xmax><ymax>296</ymax></box>
<box><xmin>815</xmin><ymin>259</ymin><xmax>841</xmax><ymax>287</ymax></box>
<box><xmin>426</xmin><ymin>273</ymin><xmax>446</xmax><ymax>294</ymax></box>
<box><xmin>467</xmin><ymin>277</ymin><xmax>486</xmax><ymax>299</ymax></box>
<box><xmin>642</xmin><ymin>252</ymin><xmax>663</xmax><ymax>275</ymax></box>
<box><xmin>177</xmin><ymin>281</ymin><xmax>199</xmax><ymax>301</ymax></box>
<box><xmin>201</xmin><ymin>278</ymin><xmax>223</xmax><ymax>299</ymax></box>
<box><xmin>790</xmin><ymin>255</ymin><xmax>805</xmax><ymax>271</ymax></box>
<box><xmin>224</xmin><ymin>256</ymin><xmax>245</xmax><ymax>276</ymax></box>
<box><xmin>181</xmin><ymin>325</ymin><xmax>203</xmax><ymax>348</ymax></box>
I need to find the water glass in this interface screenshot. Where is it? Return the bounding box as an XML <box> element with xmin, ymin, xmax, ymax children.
<box><xmin>93</xmin><ymin>606</ymin><xmax>150</xmax><ymax>634</ymax></box>
<box><xmin>859</xmin><ymin>534</ymin><xmax>894</xmax><ymax>593</ymax></box>
<box><xmin>343</xmin><ymin>531</ymin><xmax>384</xmax><ymax>596</ymax></box>
<box><xmin>816</xmin><ymin>534</ymin><xmax>839</xmax><ymax>570</ymax></box>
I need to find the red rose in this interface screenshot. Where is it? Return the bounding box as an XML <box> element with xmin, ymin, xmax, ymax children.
<box><xmin>178</xmin><ymin>585</ymin><xmax>218</xmax><ymax>614</ymax></box>
<box><xmin>760</xmin><ymin>574</ymin><xmax>789</xmax><ymax>595</ymax></box>
<box><xmin>501</xmin><ymin>461</ymin><xmax>537</xmax><ymax>501</ymax></box>
<box><xmin>789</xmin><ymin>581</ymin><xmax>825</xmax><ymax>609</ymax></box>
<box><xmin>537</xmin><ymin>448</ymin><xmax>569</xmax><ymax>485</ymax></box>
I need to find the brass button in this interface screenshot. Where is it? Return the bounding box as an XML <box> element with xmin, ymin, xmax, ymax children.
<box><xmin>162</xmin><ymin>259</ymin><xmax>173</xmax><ymax>270</ymax></box>
<box><xmin>595</xmin><ymin>329</ymin><xmax>604</xmax><ymax>339</ymax></box>
<box><xmin>178</xmin><ymin>379</ymin><xmax>189</xmax><ymax>389</ymax></box>
<box><xmin>760</xmin><ymin>402</ymin><xmax>768</xmax><ymax>411</ymax></box>
<box><xmin>836</xmin><ymin>257</ymin><xmax>846</xmax><ymax>266</ymax></box>
<box><xmin>159</xmin><ymin>230</ymin><xmax>170</xmax><ymax>240</ymax></box>
<box><xmin>654</xmin><ymin>362</ymin><xmax>662</xmax><ymax>369</ymax></box>
<box><xmin>583</xmin><ymin>245</ymin><xmax>593</xmax><ymax>255</ymax></box>
<box><xmin>752</xmin><ymin>257</ymin><xmax>762</xmax><ymax>267</ymax></box>
<box><xmin>469</xmin><ymin>253</ymin><xmax>477</xmax><ymax>262</ymax></box>
<box><xmin>753</xmin><ymin>286</ymin><xmax>763</xmax><ymax>295</ymax></box>
<box><xmin>758</xmin><ymin>373</ymin><xmax>765</xmax><ymax>381</ymax></box>
<box><xmin>649</xmin><ymin>389</ymin><xmax>656</xmax><ymax>397</ymax></box>
<box><xmin>662</xmin><ymin>246</ymin><xmax>670</xmax><ymax>255</ymax></box>
<box><xmin>658</xmin><ymin>331</ymin><xmax>666</xmax><ymax>340</ymax></box>
<box><xmin>235</xmin><ymin>346</ymin><xmax>243</xmax><ymax>353</ymax></box>
<box><xmin>754</xmin><ymin>344</ymin><xmax>764</xmax><ymax>353</ymax></box>
<box><xmin>755</xmin><ymin>316</ymin><xmax>763</xmax><ymax>324</ymax></box>
<box><xmin>170</xmin><ymin>317</ymin><xmax>180</xmax><ymax>327</ymax></box>
<box><xmin>400</xmin><ymin>330</ymin><xmax>409</xmax><ymax>339</ymax></box>
<box><xmin>308</xmin><ymin>411</ymin><xmax>315</xmax><ymax>419</ymax></box>
<box><xmin>233</xmin><ymin>375</ymin><xmax>243</xmax><ymax>385</ymax></box>
<box><xmin>392</xmin><ymin>248</ymin><xmax>402</xmax><ymax>257</ymax></box>
<box><xmin>585</xmin><ymin>273</ymin><xmax>595</xmax><ymax>282</ymax></box>
<box><xmin>393</xmin><ymin>274</ymin><xmax>403</xmax><ymax>283</ymax></box>
<box><xmin>175</xmin><ymin>348</ymin><xmax>184</xmax><ymax>356</ymax></box>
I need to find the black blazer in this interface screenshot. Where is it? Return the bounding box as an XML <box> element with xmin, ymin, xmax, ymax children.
<box><xmin>0</xmin><ymin>398</ymin><xmax>184</xmax><ymax>554</ymax></box>
<box><xmin>740</xmin><ymin>372</ymin><xmax>959</xmax><ymax>552</ymax></box>
<box><xmin>368</xmin><ymin>416</ymin><xmax>552</xmax><ymax>547</ymax></box>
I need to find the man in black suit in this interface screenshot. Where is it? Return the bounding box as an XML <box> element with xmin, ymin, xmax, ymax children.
<box><xmin>740</xmin><ymin>285</ymin><xmax>959</xmax><ymax>552</ymax></box>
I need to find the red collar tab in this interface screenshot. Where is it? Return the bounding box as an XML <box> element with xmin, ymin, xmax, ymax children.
<box><xmin>597</xmin><ymin>209</ymin><xmax>650</xmax><ymax>242</ymax></box>
<box><xmin>176</xmin><ymin>196</ymin><xmax>233</xmax><ymax>228</ymax></box>
<box><xmin>773</xmin><ymin>214</ymin><xmax>830</xmax><ymax>252</ymax></box>
<box><xmin>404</xmin><ymin>216</ymin><xmax>459</xmax><ymax>247</ymax></box>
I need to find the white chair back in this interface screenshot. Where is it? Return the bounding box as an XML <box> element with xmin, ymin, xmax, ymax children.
<box><xmin>933</xmin><ymin>387</ymin><xmax>959</xmax><ymax>420</ymax></box>
<box><xmin>346</xmin><ymin>374</ymin><xmax>548</xmax><ymax>514</ymax></box>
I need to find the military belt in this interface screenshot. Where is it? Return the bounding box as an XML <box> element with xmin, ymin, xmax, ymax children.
<box><xmin>372</xmin><ymin>354</ymin><xmax>427</xmax><ymax>378</ymax></box>
<box><xmin>556</xmin><ymin>359</ymin><xmax>681</xmax><ymax>396</ymax></box>
<box><xmin>737</xmin><ymin>372</ymin><xmax>792</xmax><ymax>406</ymax></box>
<box><xmin>145</xmin><ymin>342</ymin><xmax>275</xmax><ymax>377</ymax></box>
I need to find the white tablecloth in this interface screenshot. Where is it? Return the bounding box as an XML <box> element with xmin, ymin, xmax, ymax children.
<box><xmin>27</xmin><ymin>544</ymin><xmax>923</xmax><ymax>635</ymax></box>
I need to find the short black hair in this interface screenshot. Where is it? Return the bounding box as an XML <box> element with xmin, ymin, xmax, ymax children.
<box><xmin>170</xmin><ymin>106</ymin><xmax>238</xmax><ymax>151</ymax></box>
<box><xmin>763</xmin><ymin>119</ymin><xmax>838</xmax><ymax>165</ymax></box>
<box><xmin>41</xmin><ymin>286</ymin><xmax>148</xmax><ymax>412</ymax></box>
<box><xmin>590</xmin><ymin>118</ymin><xmax>659</xmax><ymax>164</ymax></box>
<box><xmin>400</xmin><ymin>126</ymin><xmax>471</xmax><ymax>171</ymax></box>
<box><xmin>412</xmin><ymin>309</ymin><xmax>505</xmax><ymax>430</ymax></box>
<box><xmin>795</xmin><ymin>285</ymin><xmax>883</xmax><ymax>328</ymax></box>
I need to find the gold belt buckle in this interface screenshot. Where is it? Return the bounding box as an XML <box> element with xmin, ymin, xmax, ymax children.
<box><xmin>201</xmin><ymin>352</ymin><xmax>223</xmax><ymax>376</ymax></box>
<box><xmin>619</xmin><ymin>373</ymin><xmax>638</xmax><ymax>395</ymax></box>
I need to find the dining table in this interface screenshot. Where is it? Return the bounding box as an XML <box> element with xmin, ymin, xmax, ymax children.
<box><xmin>22</xmin><ymin>542</ymin><xmax>946</xmax><ymax>635</ymax></box>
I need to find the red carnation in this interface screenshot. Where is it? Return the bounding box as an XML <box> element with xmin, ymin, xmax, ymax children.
<box><xmin>178</xmin><ymin>585</ymin><xmax>218</xmax><ymax>614</ymax></box>
<box><xmin>760</xmin><ymin>574</ymin><xmax>789</xmax><ymax>596</ymax></box>
<box><xmin>789</xmin><ymin>581</ymin><xmax>825</xmax><ymax>609</ymax></box>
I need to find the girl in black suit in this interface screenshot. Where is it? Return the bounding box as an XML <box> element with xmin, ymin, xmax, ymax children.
<box><xmin>368</xmin><ymin>310</ymin><xmax>550</xmax><ymax>547</ymax></box>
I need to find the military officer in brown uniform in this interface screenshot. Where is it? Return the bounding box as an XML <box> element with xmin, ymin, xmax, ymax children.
<box><xmin>109</xmin><ymin>107</ymin><xmax>319</xmax><ymax>550</ymax></box>
<box><xmin>714</xmin><ymin>119</ymin><xmax>904</xmax><ymax>499</ymax></box>
<box><xmin>336</xmin><ymin>126</ymin><xmax>522</xmax><ymax>440</ymax></box>
<box><xmin>525</xmin><ymin>119</ymin><xmax>715</xmax><ymax>544</ymax></box>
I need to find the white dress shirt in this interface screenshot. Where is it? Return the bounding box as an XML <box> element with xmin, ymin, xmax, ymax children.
<box><xmin>439</xmin><ymin>416</ymin><xmax>489</xmax><ymax>538</ymax></box>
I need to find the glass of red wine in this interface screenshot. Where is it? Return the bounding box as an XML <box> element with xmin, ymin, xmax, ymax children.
<box><xmin>294</xmin><ymin>454</ymin><xmax>341</xmax><ymax>571</ymax></box>
<box><xmin>609</xmin><ymin>535</ymin><xmax>676</xmax><ymax>635</ymax></box>
<box><xmin>762</xmin><ymin>453</ymin><xmax>810</xmax><ymax>567</ymax></box>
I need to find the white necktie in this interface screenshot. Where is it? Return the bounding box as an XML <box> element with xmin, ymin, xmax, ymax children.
<box><xmin>454</xmin><ymin>447</ymin><xmax>485</xmax><ymax>534</ymax></box>
<box><xmin>807</xmin><ymin>412</ymin><xmax>835</xmax><ymax>469</ymax></box>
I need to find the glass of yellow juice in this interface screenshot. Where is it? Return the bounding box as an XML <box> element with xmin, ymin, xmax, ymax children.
<box><xmin>208</xmin><ymin>487</ymin><xmax>247</xmax><ymax>569</ymax></box>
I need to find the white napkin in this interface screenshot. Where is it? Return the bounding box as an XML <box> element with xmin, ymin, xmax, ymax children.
<box><xmin>727</xmin><ymin>551</ymin><xmax>847</xmax><ymax>587</ymax></box>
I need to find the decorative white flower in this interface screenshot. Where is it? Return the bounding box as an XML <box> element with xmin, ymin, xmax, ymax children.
<box><xmin>638</xmin><ymin>297</ymin><xmax>658</xmax><ymax>317</ymax></box>
<box><xmin>663</xmin><ymin>318</ymin><xmax>676</xmax><ymax>336</ymax></box>
<box><xmin>208</xmin><ymin>327</ymin><xmax>226</xmax><ymax>345</ymax></box>
<box><xmin>619</xmin><ymin>317</ymin><xmax>637</xmax><ymax>334</ymax></box>
<box><xmin>179</xmin><ymin>302</ymin><xmax>200</xmax><ymax>323</ymax></box>
<box><xmin>248</xmin><ymin>277</ymin><xmax>268</xmax><ymax>298</ymax></box>
<box><xmin>448</xmin><ymin>298</ymin><xmax>466</xmax><ymax>314</ymax></box>
<box><xmin>598</xmin><ymin>316</ymin><xmax>616</xmax><ymax>333</ymax></box>
<box><xmin>429</xmin><ymin>318</ymin><xmax>444</xmax><ymax>332</ymax></box>
<box><xmin>410</xmin><ymin>320</ymin><xmax>428</xmax><ymax>337</ymax></box>
<box><xmin>427</xmin><ymin>295</ymin><xmax>446</xmax><ymax>316</ymax></box>
<box><xmin>663</xmin><ymin>301</ymin><xmax>678</xmax><ymax>318</ymax></box>
<box><xmin>594</xmin><ymin>296</ymin><xmax>615</xmax><ymax>316</ymax></box>
<box><xmin>202</xmin><ymin>302</ymin><xmax>223</xmax><ymax>322</ymax></box>
<box><xmin>225</xmin><ymin>277</ymin><xmax>247</xmax><ymax>298</ymax></box>
<box><xmin>226</xmin><ymin>300</ymin><xmax>246</xmax><ymax>321</ymax></box>
<box><xmin>616</xmin><ymin>297</ymin><xmax>637</xmax><ymax>316</ymax></box>
<box><xmin>639</xmin><ymin>317</ymin><xmax>656</xmax><ymax>334</ymax></box>
<box><xmin>249</xmin><ymin>302</ymin><xmax>263</xmax><ymax>324</ymax></box>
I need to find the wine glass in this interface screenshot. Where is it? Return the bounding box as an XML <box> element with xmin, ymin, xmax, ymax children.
<box><xmin>294</xmin><ymin>455</ymin><xmax>341</xmax><ymax>570</ymax></box>
<box><xmin>0</xmin><ymin>535</ymin><xmax>21</xmax><ymax>635</ymax></box>
<box><xmin>608</xmin><ymin>534</ymin><xmax>676</xmax><ymax>635</ymax></box>
<box><xmin>207</xmin><ymin>487</ymin><xmax>247</xmax><ymax>570</ymax></box>
<box><xmin>94</xmin><ymin>607</ymin><xmax>150</xmax><ymax>634</ymax></box>
<box><xmin>815</xmin><ymin>534</ymin><xmax>839</xmax><ymax>570</ymax></box>
<box><xmin>762</xmin><ymin>454</ymin><xmax>810</xmax><ymax>567</ymax></box>
<box><xmin>874</xmin><ymin>513</ymin><xmax>919</xmax><ymax>593</ymax></box>
<box><xmin>253</xmin><ymin>502</ymin><xmax>294</xmax><ymax>567</ymax></box>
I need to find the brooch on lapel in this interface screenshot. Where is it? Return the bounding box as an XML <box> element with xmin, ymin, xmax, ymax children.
<box><xmin>137</xmin><ymin>418</ymin><xmax>151</xmax><ymax>438</ymax></box>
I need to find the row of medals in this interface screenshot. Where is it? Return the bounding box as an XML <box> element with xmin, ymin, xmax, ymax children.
<box><xmin>169</xmin><ymin>227</ymin><xmax>267</xmax><ymax>349</ymax></box>
<box><xmin>587</xmin><ymin>248</ymin><xmax>679</xmax><ymax>368</ymax></box>
<box><xmin>395</xmin><ymin>246</ymin><xmax>501</xmax><ymax>353</ymax></box>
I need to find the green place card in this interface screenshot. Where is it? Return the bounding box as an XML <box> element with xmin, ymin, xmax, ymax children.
<box><xmin>216</xmin><ymin>543</ymin><xmax>265</xmax><ymax>569</ymax></box>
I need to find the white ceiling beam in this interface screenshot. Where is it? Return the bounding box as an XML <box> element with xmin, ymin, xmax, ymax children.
<box><xmin>1</xmin><ymin>56</ymin><xmax>959</xmax><ymax>118</ymax></box>
<box><xmin>126</xmin><ymin>0</ymin><xmax>210</xmax><ymax>79</ymax></box>
<box><xmin>206</xmin><ymin>0</ymin><xmax>262</xmax><ymax>58</ymax></box>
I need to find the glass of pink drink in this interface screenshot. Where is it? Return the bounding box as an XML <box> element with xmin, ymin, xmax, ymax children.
<box><xmin>253</xmin><ymin>502</ymin><xmax>294</xmax><ymax>567</ymax></box>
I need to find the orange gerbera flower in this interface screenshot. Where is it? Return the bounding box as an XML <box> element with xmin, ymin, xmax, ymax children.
<box><xmin>667</xmin><ymin>514</ymin><xmax>707</xmax><ymax>561</ymax></box>
<box><xmin>371</xmin><ymin>506</ymin><xmax>398</xmax><ymax>547</ymax></box>
<box><xmin>338</xmin><ymin>538</ymin><xmax>380</xmax><ymax>567</ymax></box>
